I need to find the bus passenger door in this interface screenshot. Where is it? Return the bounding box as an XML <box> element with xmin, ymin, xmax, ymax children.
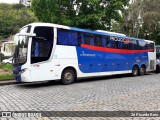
<box><xmin>30</xmin><ymin>37</ymin><xmax>54</xmax><ymax>81</ymax></box>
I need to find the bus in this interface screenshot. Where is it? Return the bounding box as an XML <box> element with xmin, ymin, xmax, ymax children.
<box><xmin>0</xmin><ymin>41</ymin><xmax>14</xmax><ymax>56</ymax></box>
<box><xmin>12</xmin><ymin>23</ymin><xmax>156</xmax><ymax>84</ymax></box>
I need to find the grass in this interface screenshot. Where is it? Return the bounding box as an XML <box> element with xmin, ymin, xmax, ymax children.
<box><xmin>0</xmin><ymin>63</ymin><xmax>13</xmax><ymax>80</ymax></box>
<box><xmin>0</xmin><ymin>63</ymin><xmax>12</xmax><ymax>70</ymax></box>
<box><xmin>0</xmin><ymin>74</ymin><xmax>13</xmax><ymax>80</ymax></box>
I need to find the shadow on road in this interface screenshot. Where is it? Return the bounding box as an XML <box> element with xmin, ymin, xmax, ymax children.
<box><xmin>16</xmin><ymin>72</ymin><xmax>155</xmax><ymax>88</ymax></box>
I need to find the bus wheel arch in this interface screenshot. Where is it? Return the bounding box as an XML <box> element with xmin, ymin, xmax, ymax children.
<box><xmin>139</xmin><ymin>64</ymin><xmax>146</xmax><ymax>76</ymax></box>
<box><xmin>132</xmin><ymin>65</ymin><xmax>139</xmax><ymax>77</ymax></box>
<box><xmin>61</xmin><ymin>67</ymin><xmax>77</xmax><ymax>85</ymax></box>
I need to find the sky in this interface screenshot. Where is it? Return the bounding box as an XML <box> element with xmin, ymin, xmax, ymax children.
<box><xmin>0</xmin><ymin>0</ymin><xmax>19</xmax><ymax>4</ymax></box>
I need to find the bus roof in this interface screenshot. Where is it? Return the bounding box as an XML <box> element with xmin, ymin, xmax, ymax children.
<box><xmin>95</xmin><ymin>30</ymin><xmax>126</xmax><ymax>36</ymax></box>
<box><xmin>23</xmin><ymin>23</ymin><xmax>154</xmax><ymax>43</ymax></box>
<box><xmin>25</xmin><ymin>23</ymin><xmax>127</xmax><ymax>37</ymax></box>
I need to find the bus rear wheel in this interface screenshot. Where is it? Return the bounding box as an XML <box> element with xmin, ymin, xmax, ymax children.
<box><xmin>61</xmin><ymin>68</ymin><xmax>76</xmax><ymax>85</ymax></box>
<box><xmin>132</xmin><ymin>66</ymin><xmax>139</xmax><ymax>77</ymax></box>
<box><xmin>139</xmin><ymin>66</ymin><xmax>146</xmax><ymax>76</ymax></box>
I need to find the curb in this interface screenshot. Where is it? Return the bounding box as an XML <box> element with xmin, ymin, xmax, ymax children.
<box><xmin>0</xmin><ymin>80</ymin><xmax>16</xmax><ymax>86</ymax></box>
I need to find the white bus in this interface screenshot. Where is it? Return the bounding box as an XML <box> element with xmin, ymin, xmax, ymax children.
<box><xmin>0</xmin><ymin>41</ymin><xmax>14</xmax><ymax>56</ymax></box>
<box><xmin>13</xmin><ymin>23</ymin><xmax>156</xmax><ymax>84</ymax></box>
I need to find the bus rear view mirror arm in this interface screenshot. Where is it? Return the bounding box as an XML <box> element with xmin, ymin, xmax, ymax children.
<box><xmin>15</xmin><ymin>33</ymin><xmax>36</xmax><ymax>37</ymax></box>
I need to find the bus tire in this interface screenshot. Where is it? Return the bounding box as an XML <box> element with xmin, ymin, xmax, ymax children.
<box><xmin>139</xmin><ymin>66</ymin><xmax>146</xmax><ymax>76</ymax></box>
<box><xmin>132</xmin><ymin>65</ymin><xmax>139</xmax><ymax>77</ymax></box>
<box><xmin>61</xmin><ymin>68</ymin><xmax>76</xmax><ymax>85</ymax></box>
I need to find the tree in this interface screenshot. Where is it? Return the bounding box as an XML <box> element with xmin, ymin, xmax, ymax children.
<box><xmin>124</xmin><ymin>0</ymin><xmax>160</xmax><ymax>44</ymax></box>
<box><xmin>31</xmin><ymin>0</ymin><xmax>129</xmax><ymax>30</ymax></box>
<box><xmin>0</xmin><ymin>3</ymin><xmax>37</xmax><ymax>40</ymax></box>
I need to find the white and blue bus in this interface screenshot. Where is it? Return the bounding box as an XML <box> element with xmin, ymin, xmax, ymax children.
<box><xmin>13</xmin><ymin>23</ymin><xmax>156</xmax><ymax>84</ymax></box>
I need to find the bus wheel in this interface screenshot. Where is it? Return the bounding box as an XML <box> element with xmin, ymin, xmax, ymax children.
<box><xmin>139</xmin><ymin>66</ymin><xmax>146</xmax><ymax>76</ymax></box>
<box><xmin>132</xmin><ymin>66</ymin><xmax>139</xmax><ymax>77</ymax></box>
<box><xmin>61</xmin><ymin>68</ymin><xmax>76</xmax><ymax>85</ymax></box>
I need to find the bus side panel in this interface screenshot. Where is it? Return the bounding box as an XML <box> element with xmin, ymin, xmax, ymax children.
<box><xmin>76</xmin><ymin>47</ymin><xmax>149</xmax><ymax>74</ymax></box>
<box><xmin>54</xmin><ymin>45</ymin><xmax>83</xmax><ymax>78</ymax></box>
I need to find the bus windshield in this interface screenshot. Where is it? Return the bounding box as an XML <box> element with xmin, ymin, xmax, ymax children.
<box><xmin>13</xmin><ymin>35</ymin><xmax>29</xmax><ymax>65</ymax></box>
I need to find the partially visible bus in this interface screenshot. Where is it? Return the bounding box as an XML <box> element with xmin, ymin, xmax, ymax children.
<box><xmin>0</xmin><ymin>41</ymin><xmax>14</xmax><ymax>56</ymax></box>
<box><xmin>12</xmin><ymin>23</ymin><xmax>156</xmax><ymax>84</ymax></box>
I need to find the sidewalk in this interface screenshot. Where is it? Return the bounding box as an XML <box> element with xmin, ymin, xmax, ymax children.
<box><xmin>0</xmin><ymin>79</ymin><xmax>16</xmax><ymax>86</ymax></box>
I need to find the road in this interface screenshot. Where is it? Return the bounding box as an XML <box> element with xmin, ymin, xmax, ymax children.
<box><xmin>0</xmin><ymin>73</ymin><xmax>160</xmax><ymax>120</ymax></box>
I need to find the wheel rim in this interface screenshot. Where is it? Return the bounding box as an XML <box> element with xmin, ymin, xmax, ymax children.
<box><xmin>140</xmin><ymin>67</ymin><xmax>145</xmax><ymax>75</ymax></box>
<box><xmin>140</xmin><ymin>68</ymin><xmax>144</xmax><ymax>74</ymax></box>
<box><xmin>133</xmin><ymin>67</ymin><xmax>138</xmax><ymax>75</ymax></box>
<box><xmin>64</xmin><ymin>72</ymin><xmax>73</xmax><ymax>81</ymax></box>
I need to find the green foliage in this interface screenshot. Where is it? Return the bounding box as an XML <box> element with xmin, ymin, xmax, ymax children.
<box><xmin>0</xmin><ymin>63</ymin><xmax>13</xmax><ymax>80</ymax></box>
<box><xmin>0</xmin><ymin>74</ymin><xmax>13</xmax><ymax>80</ymax></box>
<box><xmin>31</xmin><ymin>0</ymin><xmax>129</xmax><ymax>30</ymax></box>
<box><xmin>0</xmin><ymin>63</ymin><xmax>12</xmax><ymax>70</ymax></box>
<box><xmin>0</xmin><ymin>3</ymin><xmax>37</xmax><ymax>40</ymax></box>
<box><xmin>121</xmin><ymin>0</ymin><xmax>160</xmax><ymax>44</ymax></box>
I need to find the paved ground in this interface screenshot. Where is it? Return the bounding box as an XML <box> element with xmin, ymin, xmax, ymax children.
<box><xmin>0</xmin><ymin>73</ymin><xmax>160</xmax><ymax>120</ymax></box>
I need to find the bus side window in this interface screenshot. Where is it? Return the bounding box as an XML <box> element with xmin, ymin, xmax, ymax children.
<box><xmin>122</xmin><ymin>40</ymin><xmax>128</xmax><ymax>49</ymax></box>
<box><xmin>128</xmin><ymin>40</ymin><xmax>134</xmax><ymax>50</ymax></box>
<box><xmin>138</xmin><ymin>40</ymin><xmax>147</xmax><ymax>50</ymax></box>
<box><xmin>117</xmin><ymin>40</ymin><xmax>122</xmax><ymax>49</ymax></box>
<box><xmin>133</xmin><ymin>40</ymin><xmax>138</xmax><ymax>50</ymax></box>
<box><xmin>136</xmin><ymin>40</ymin><xmax>141</xmax><ymax>50</ymax></box>
<box><xmin>57</xmin><ymin>29</ymin><xmax>78</xmax><ymax>46</ymax></box>
<box><xmin>94</xmin><ymin>35</ymin><xmax>102</xmax><ymax>47</ymax></box>
<box><xmin>77</xmin><ymin>32</ymin><xmax>82</xmax><ymax>46</ymax></box>
<box><xmin>149</xmin><ymin>43</ymin><xmax>155</xmax><ymax>52</ymax></box>
<box><xmin>144</xmin><ymin>42</ymin><xmax>148</xmax><ymax>50</ymax></box>
<box><xmin>101</xmin><ymin>36</ymin><xmax>106</xmax><ymax>47</ymax></box>
<box><xmin>84</xmin><ymin>33</ymin><xmax>94</xmax><ymax>45</ymax></box>
<box><xmin>105</xmin><ymin>36</ymin><xmax>115</xmax><ymax>48</ymax></box>
<box><xmin>34</xmin><ymin>26</ymin><xmax>53</xmax><ymax>42</ymax></box>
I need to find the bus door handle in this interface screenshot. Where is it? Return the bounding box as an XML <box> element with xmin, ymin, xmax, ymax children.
<box><xmin>90</xmin><ymin>64</ymin><xmax>93</xmax><ymax>67</ymax></box>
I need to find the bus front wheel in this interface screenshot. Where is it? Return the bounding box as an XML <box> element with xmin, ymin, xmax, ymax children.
<box><xmin>61</xmin><ymin>68</ymin><xmax>76</xmax><ymax>85</ymax></box>
<box><xmin>132</xmin><ymin>66</ymin><xmax>139</xmax><ymax>77</ymax></box>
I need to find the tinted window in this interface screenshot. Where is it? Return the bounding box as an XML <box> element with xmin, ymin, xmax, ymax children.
<box><xmin>138</xmin><ymin>40</ymin><xmax>146</xmax><ymax>50</ymax></box>
<box><xmin>31</xmin><ymin>38</ymin><xmax>53</xmax><ymax>64</ymax></box>
<box><xmin>106</xmin><ymin>36</ymin><xmax>115</xmax><ymax>48</ymax></box>
<box><xmin>57</xmin><ymin>29</ymin><xmax>78</xmax><ymax>46</ymax></box>
<box><xmin>94</xmin><ymin>35</ymin><xmax>102</xmax><ymax>47</ymax></box>
<box><xmin>122</xmin><ymin>38</ymin><xmax>129</xmax><ymax>49</ymax></box>
<box><xmin>31</xmin><ymin>26</ymin><xmax>54</xmax><ymax>63</ymax></box>
<box><xmin>83</xmin><ymin>33</ymin><xmax>94</xmax><ymax>45</ymax></box>
<box><xmin>129</xmin><ymin>39</ymin><xmax>137</xmax><ymax>50</ymax></box>
<box><xmin>34</xmin><ymin>26</ymin><xmax>53</xmax><ymax>42</ymax></box>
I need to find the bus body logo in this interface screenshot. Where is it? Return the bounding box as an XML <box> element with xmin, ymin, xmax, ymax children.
<box><xmin>80</xmin><ymin>51</ymin><xmax>96</xmax><ymax>57</ymax></box>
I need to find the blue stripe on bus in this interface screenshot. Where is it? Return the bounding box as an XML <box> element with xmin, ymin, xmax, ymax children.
<box><xmin>76</xmin><ymin>46</ymin><xmax>148</xmax><ymax>73</ymax></box>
